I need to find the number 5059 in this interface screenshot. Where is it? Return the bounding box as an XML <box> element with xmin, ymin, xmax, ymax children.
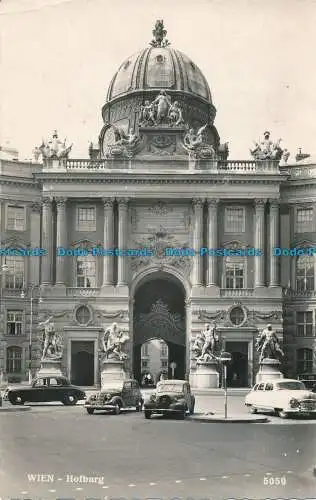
<box><xmin>263</xmin><ymin>476</ymin><xmax>287</xmax><ymax>486</ymax></box>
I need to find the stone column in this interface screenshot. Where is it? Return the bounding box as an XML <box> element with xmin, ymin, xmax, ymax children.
<box><xmin>206</xmin><ymin>198</ymin><xmax>219</xmax><ymax>286</ymax></box>
<box><xmin>55</xmin><ymin>197</ymin><xmax>67</xmax><ymax>285</ymax></box>
<box><xmin>30</xmin><ymin>203</ymin><xmax>41</xmax><ymax>285</ymax></box>
<box><xmin>269</xmin><ymin>199</ymin><xmax>280</xmax><ymax>286</ymax></box>
<box><xmin>102</xmin><ymin>198</ymin><xmax>114</xmax><ymax>286</ymax></box>
<box><xmin>117</xmin><ymin>198</ymin><xmax>129</xmax><ymax>286</ymax></box>
<box><xmin>41</xmin><ymin>197</ymin><xmax>53</xmax><ymax>284</ymax></box>
<box><xmin>191</xmin><ymin>199</ymin><xmax>204</xmax><ymax>286</ymax></box>
<box><xmin>254</xmin><ymin>199</ymin><xmax>266</xmax><ymax>287</ymax></box>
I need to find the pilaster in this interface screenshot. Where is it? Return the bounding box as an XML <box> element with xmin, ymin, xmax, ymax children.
<box><xmin>254</xmin><ymin>199</ymin><xmax>266</xmax><ymax>287</ymax></box>
<box><xmin>41</xmin><ymin>197</ymin><xmax>53</xmax><ymax>285</ymax></box>
<box><xmin>206</xmin><ymin>198</ymin><xmax>219</xmax><ymax>287</ymax></box>
<box><xmin>191</xmin><ymin>198</ymin><xmax>204</xmax><ymax>286</ymax></box>
<box><xmin>117</xmin><ymin>198</ymin><xmax>129</xmax><ymax>286</ymax></box>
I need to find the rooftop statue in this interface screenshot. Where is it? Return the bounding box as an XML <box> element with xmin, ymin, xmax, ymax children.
<box><xmin>191</xmin><ymin>323</ymin><xmax>221</xmax><ymax>362</ymax></box>
<box><xmin>38</xmin><ymin>316</ymin><xmax>63</xmax><ymax>360</ymax></box>
<box><xmin>34</xmin><ymin>130</ymin><xmax>73</xmax><ymax>161</ymax></box>
<box><xmin>255</xmin><ymin>324</ymin><xmax>284</xmax><ymax>363</ymax></box>
<box><xmin>150</xmin><ymin>19</ymin><xmax>170</xmax><ymax>48</ymax></box>
<box><xmin>101</xmin><ymin>322</ymin><xmax>130</xmax><ymax>361</ymax></box>
<box><xmin>250</xmin><ymin>131</ymin><xmax>283</xmax><ymax>161</ymax></box>
<box><xmin>139</xmin><ymin>91</ymin><xmax>185</xmax><ymax>128</ymax></box>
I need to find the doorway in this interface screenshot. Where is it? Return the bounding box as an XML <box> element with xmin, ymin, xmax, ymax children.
<box><xmin>71</xmin><ymin>341</ymin><xmax>94</xmax><ymax>386</ymax></box>
<box><xmin>225</xmin><ymin>341</ymin><xmax>249</xmax><ymax>387</ymax></box>
<box><xmin>133</xmin><ymin>272</ymin><xmax>186</xmax><ymax>384</ymax></box>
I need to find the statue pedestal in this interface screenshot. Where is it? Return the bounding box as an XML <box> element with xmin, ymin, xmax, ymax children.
<box><xmin>100</xmin><ymin>358</ymin><xmax>128</xmax><ymax>390</ymax></box>
<box><xmin>37</xmin><ymin>358</ymin><xmax>63</xmax><ymax>377</ymax></box>
<box><xmin>192</xmin><ymin>360</ymin><xmax>219</xmax><ymax>389</ymax></box>
<box><xmin>256</xmin><ymin>358</ymin><xmax>284</xmax><ymax>383</ymax></box>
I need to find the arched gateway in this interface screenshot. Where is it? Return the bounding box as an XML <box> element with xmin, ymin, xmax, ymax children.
<box><xmin>132</xmin><ymin>270</ymin><xmax>187</xmax><ymax>383</ymax></box>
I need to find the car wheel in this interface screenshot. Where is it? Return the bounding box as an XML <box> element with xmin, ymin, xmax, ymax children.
<box><xmin>144</xmin><ymin>410</ymin><xmax>152</xmax><ymax>419</ymax></box>
<box><xmin>8</xmin><ymin>394</ymin><xmax>17</xmax><ymax>405</ymax></box>
<box><xmin>62</xmin><ymin>394</ymin><xmax>78</xmax><ymax>406</ymax></box>
<box><xmin>190</xmin><ymin>403</ymin><xmax>195</xmax><ymax>415</ymax></box>
<box><xmin>278</xmin><ymin>409</ymin><xmax>289</xmax><ymax>419</ymax></box>
<box><xmin>113</xmin><ymin>401</ymin><xmax>122</xmax><ymax>415</ymax></box>
<box><xmin>179</xmin><ymin>407</ymin><xmax>187</xmax><ymax>419</ymax></box>
<box><xmin>86</xmin><ymin>408</ymin><xmax>94</xmax><ymax>415</ymax></box>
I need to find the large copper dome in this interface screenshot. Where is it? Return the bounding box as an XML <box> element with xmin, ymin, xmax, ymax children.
<box><xmin>100</xmin><ymin>21</ymin><xmax>219</xmax><ymax>148</ymax></box>
<box><xmin>106</xmin><ymin>46</ymin><xmax>212</xmax><ymax>103</ymax></box>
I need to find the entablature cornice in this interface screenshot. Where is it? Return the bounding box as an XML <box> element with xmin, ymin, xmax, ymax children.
<box><xmin>0</xmin><ymin>177</ymin><xmax>39</xmax><ymax>188</ymax></box>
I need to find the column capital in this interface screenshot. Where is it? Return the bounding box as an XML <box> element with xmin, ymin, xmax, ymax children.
<box><xmin>55</xmin><ymin>197</ymin><xmax>67</xmax><ymax>207</ymax></box>
<box><xmin>31</xmin><ymin>202</ymin><xmax>41</xmax><ymax>214</ymax></box>
<box><xmin>192</xmin><ymin>198</ymin><xmax>204</xmax><ymax>208</ymax></box>
<box><xmin>102</xmin><ymin>198</ymin><xmax>114</xmax><ymax>209</ymax></box>
<box><xmin>42</xmin><ymin>197</ymin><xmax>53</xmax><ymax>206</ymax></box>
<box><xmin>117</xmin><ymin>198</ymin><xmax>130</xmax><ymax>209</ymax></box>
<box><xmin>269</xmin><ymin>198</ymin><xmax>280</xmax><ymax>209</ymax></box>
<box><xmin>254</xmin><ymin>198</ymin><xmax>267</xmax><ymax>208</ymax></box>
<box><xmin>206</xmin><ymin>198</ymin><xmax>220</xmax><ymax>207</ymax></box>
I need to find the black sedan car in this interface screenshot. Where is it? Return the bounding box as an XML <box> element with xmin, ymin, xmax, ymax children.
<box><xmin>144</xmin><ymin>379</ymin><xmax>195</xmax><ymax>419</ymax></box>
<box><xmin>6</xmin><ymin>375</ymin><xmax>86</xmax><ymax>405</ymax></box>
<box><xmin>85</xmin><ymin>379</ymin><xmax>143</xmax><ymax>415</ymax></box>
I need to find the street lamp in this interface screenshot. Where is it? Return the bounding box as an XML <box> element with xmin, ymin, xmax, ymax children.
<box><xmin>218</xmin><ymin>351</ymin><xmax>232</xmax><ymax>419</ymax></box>
<box><xmin>21</xmin><ymin>285</ymin><xmax>43</xmax><ymax>384</ymax></box>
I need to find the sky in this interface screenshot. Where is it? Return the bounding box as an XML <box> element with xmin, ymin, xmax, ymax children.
<box><xmin>1</xmin><ymin>0</ymin><xmax>316</xmax><ymax>161</ymax></box>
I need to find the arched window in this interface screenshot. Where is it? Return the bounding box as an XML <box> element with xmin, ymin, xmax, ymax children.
<box><xmin>6</xmin><ymin>346</ymin><xmax>22</xmax><ymax>373</ymax></box>
<box><xmin>75</xmin><ymin>305</ymin><xmax>91</xmax><ymax>325</ymax></box>
<box><xmin>5</xmin><ymin>255</ymin><xmax>24</xmax><ymax>289</ymax></box>
<box><xmin>76</xmin><ymin>255</ymin><xmax>96</xmax><ymax>287</ymax></box>
<box><xmin>296</xmin><ymin>255</ymin><xmax>314</xmax><ymax>291</ymax></box>
<box><xmin>224</xmin><ymin>255</ymin><xmax>245</xmax><ymax>289</ymax></box>
<box><xmin>296</xmin><ymin>348</ymin><xmax>313</xmax><ymax>374</ymax></box>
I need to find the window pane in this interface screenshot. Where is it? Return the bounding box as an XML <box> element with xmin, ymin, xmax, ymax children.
<box><xmin>225</xmin><ymin>208</ymin><xmax>245</xmax><ymax>233</ymax></box>
<box><xmin>76</xmin><ymin>207</ymin><xmax>96</xmax><ymax>231</ymax></box>
<box><xmin>296</xmin><ymin>208</ymin><xmax>313</xmax><ymax>233</ymax></box>
<box><xmin>76</xmin><ymin>256</ymin><xmax>96</xmax><ymax>287</ymax></box>
<box><xmin>6</xmin><ymin>347</ymin><xmax>22</xmax><ymax>373</ymax></box>
<box><xmin>7</xmin><ymin>206</ymin><xmax>25</xmax><ymax>231</ymax></box>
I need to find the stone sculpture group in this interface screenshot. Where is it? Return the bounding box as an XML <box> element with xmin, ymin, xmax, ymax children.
<box><xmin>101</xmin><ymin>322</ymin><xmax>130</xmax><ymax>361</ymax></box>
<box><xmin>255</xmin><ymin>324</ymin><xmax>284</xmax><ymax>363</ymax></box>
<box><xmin>191</xmin><ymin>323</ymin><xmax>222</xmax><ymax>362</ymax></box>
<box><xmin>38</xmin><ymin>317</ymin><xmax>63</xmax><ymax>361</ymax></box>
<box><xmin>139</xmin><ymin>90</ymin><xmax>184</xmax><ymax>127</ymax></box>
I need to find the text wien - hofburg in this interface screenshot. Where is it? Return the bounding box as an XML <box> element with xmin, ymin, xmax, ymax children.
<box><xmin>56</xmin><ymin>247</ymin><xmax>263</xmax><ymax>257</ymax></box>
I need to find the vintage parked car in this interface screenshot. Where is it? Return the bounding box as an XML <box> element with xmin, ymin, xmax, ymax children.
<box><xmin>85</xmin><ymin>379</ymin><xmax>143</xmax><ymax>415</ymax></box>
<box><xmin>6</xmin><ymin>375</ymin><xmax>86</xmax><ymax>406</ymax></box>
<box><xmin>297</xmin><ymin>373</ymin><xmax>316</xmax><ymax>392</ymax></box>
<box><xmin>143</xmin><ymin>379</ymin><xmax>195</xmax><ymax>419</ymax></box>
<box><xmin>245</xmin><ymin>378</ymin><xmax>316</xmax><ymax>418</ymax></box>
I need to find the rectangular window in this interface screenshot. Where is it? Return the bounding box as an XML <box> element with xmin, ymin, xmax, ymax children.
<box><xmin>6</xmin><ymin>310</ymin><xmax>23</xmax><ymax>336</ymax></box>
<box><xmin>6</xmin><ymin>347</ymin><xmax>22</xmax><ymax>373</ymax></box>
<box><xmin>160</xmin><ymin>343</ymin><xmax>168</xmax><ymax>357</ymax></box>
<box><xmin>296</xmin><ymin>311</ymin><xmax>313</xmax><ymax>337</ymax></box>
<box><xmin>224</xmin><ymin>207</ymin><xmax>245</xmax><ymax>233</ymax></box>
<box><xmin>6</xmin><ymin>205</ymin><xmax>25</xmax><ymax>231</ymax></box>
<box><xmin>161</xmin><ymin>360</ymin><xmax>168</xmax><ymax>368</ymax></box>
<box><xmin>142</xmin><ymin>344</ymin><xmax>149</xmax><ymax>356</ymax></box>
<box><xmin>296</xmin><ymin>207</ymin><xmax>313</xmax><ymax>233</ymax></box>
<box><xmin>142</xmin><ymin>360</ymin><xmax>148</xmax><ymax>368</ymax></box>
<box><xmin>76</xmin><ymin>257</ymin><xmax>96</xmax><ymax>287</ymax></box>
<box><xmin>5</xmin><ymin>257</ymin><xmax>24</xmax><ymax>289</ymax></box>
<box><xmin>76</xmin><ymin>207</ymin><xmax>96</xmax><ymax>232</ymax></box>
<box><xmin>225</xmin><ymin>262</ymin><xmax>244</xmax><ymax>289</ymax></box>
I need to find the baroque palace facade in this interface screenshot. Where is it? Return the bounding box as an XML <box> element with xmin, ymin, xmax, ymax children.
<box><xmin>0</xmin><ymin>22</ymin><xmax>316</xmax><ymax>387</ymax></box>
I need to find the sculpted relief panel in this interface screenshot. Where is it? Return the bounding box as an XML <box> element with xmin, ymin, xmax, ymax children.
<box><xmin>129</xmin><ymin>201</ymin><xmax>192</xmax><ymax>235</ymax></box>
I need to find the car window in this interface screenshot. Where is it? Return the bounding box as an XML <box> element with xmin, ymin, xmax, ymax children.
<box><xmin>253</xmin><ymin>384</ymin><xmax>258</xmax><ymax>391</ymax></box>
<box><xmin>265</xmin><ymin>383</ymin><xmax>273</xmax><ymax>391</ymax></box>
<box><xmin>33</xmin><ymin>378</ymin><xmax>48</xmax><ymax>387</ymax></box>
<box><xmin>276</xmin><ymin>381</ymin><xmax>306</xmax><ymax>390</ymax></box>
<box><xmin>157</xmin><ymin>384</ymin><xmax>183</xmax><ymax>393</ymax></box>
<box><xmin>257</xmin><ymin>383</ymin><xmax>265</xmax><ymax>391</ymax></box>
<box><xmin>49</xmin><ymin>378</ymin><xmax>63</xmax><ymax>386</ymax></box>
<box><xmin>123</xmin><ymin>382</ymin><xmax>132</xmax><ymax>391</ymax></box>
<box><xmin>132</xmin><ymin>381</ymin><xmax>139</xmax><ymax>390</ymax></box>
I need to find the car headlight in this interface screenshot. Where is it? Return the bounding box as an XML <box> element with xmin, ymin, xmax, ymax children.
<box><xmin>289</xmin><ymin>398</ymin><xmax>300</xmax><ymax>408</ymax></box>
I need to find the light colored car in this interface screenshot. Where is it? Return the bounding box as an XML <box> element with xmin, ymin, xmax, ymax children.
<box><xmin>245</xmin><ymin>378</ymin><xmax>316</xmax><ymax>419</ymax></box>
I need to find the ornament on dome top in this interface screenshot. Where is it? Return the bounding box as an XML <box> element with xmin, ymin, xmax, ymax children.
<box><xmin>34</xmin><ymin>130</ymin><xmax>72</xmax><ymax>161</ymax></box>
<box><xmin>139</xmin><ymin>90</ymin><xmax>184</xmax><ymax>127</ymax></box>
<box><xmin>150</xmin><ymin>19</ymin><xmax>170</xmax><ymax>48</ymax></box>
<box><xmin>250</xmin><ymin>131</ymin><xmax>283</xmax><ymax>161</ymax></box>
